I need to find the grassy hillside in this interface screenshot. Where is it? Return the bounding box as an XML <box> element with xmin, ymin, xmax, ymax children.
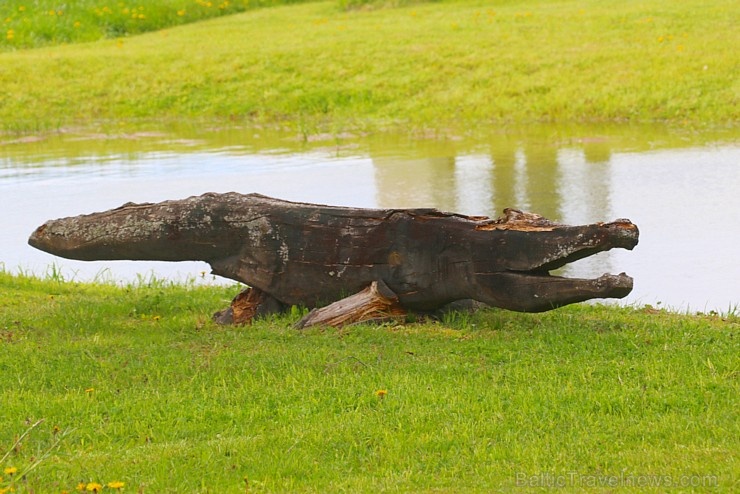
<box><xmin>1</xmin><ymin>0</ymin><xmax>738</xmax><ymax>133</ymax></box>
<box><xmin>1</xmin><ymin>272</ymin><xmax>737</xmax><ymax>492</ymax></box>
<box><xmin>0</xmin><ymin>0</ymin><xmax>314</xmax><ymax>50</ymax></box>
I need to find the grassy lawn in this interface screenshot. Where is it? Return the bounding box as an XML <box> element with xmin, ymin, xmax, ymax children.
<box><xmin>1</xmin><ymin>0</ymin><xmax>738</xmax><ymax>133</ymax></box>
<box><xmin>1</xmin><ymin>271</ymin><xmax>738</xmax><ymax>492</ymax></box>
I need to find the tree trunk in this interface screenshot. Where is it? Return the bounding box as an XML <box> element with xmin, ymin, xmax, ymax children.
<box><xmin>29</xmin><ymin>192</ymin><xmax>639</xmax><ymax>324</ymax></box>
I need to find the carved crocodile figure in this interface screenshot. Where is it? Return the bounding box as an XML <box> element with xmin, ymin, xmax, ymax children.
<box><xmin>29</xmin><ymin>192</ymin><xmax>639</xmax><ymax>320</ymax></box>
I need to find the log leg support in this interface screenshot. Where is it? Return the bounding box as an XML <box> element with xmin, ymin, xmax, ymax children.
<box><xmin>213</xmin><ymin>287</ymin><xmax>285</xmax><ymax>325</ymax></box>
<box><xmin>295</xmin><ymin>280</ymin><xmax>407</xmax><ymax>329</ymax></box>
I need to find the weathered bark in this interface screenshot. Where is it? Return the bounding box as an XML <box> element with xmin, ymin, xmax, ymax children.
<box><xmin>29</xmin><ymin>192</ymin><xmax>639</xmax><ymax>323</ymax></box>
<box><xmin>295</xmin><ymin>280</ymin><xmax>406</xmax><ymax>329</ymax></box>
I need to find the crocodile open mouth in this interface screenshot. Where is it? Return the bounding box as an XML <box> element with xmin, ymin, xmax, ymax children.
<box><xmin>470</xmin><ymin>209</ymin><xmax>640</xmax><ymax>312</ymax></box>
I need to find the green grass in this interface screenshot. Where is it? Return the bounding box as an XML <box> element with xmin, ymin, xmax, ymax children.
<box><xmin>0</xmin><ymin>0</ymin><xmax>738</xmax><ymax>134</ymax></box>
<box><xmin>0</xmin><ymin>0</ymin><xmax>314</xmax><ymax>51</ymax></box>
<box><xmin>1</xmin><ymin>271</ymin><xmax>738</xmax><ymax>492</ymax></box>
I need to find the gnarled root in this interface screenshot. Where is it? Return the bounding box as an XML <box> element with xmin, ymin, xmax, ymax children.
<box><xmin>213</xmin><ymin>287</ymin><xmax>285</xmax><ymax>325</ymax></box>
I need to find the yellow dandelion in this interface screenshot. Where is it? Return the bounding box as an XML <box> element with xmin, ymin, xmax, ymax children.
<box><xmin>3</xmin><ymin>466</ymin><xmax>17</xmax><ymax>475</ymax></box>
<box><xmin>177</xmin><ymin>9</ymin><xmax>186</xmax><ymax>16</ymax></box>
<box><xmin>85</xmin><ymin>387</ymin><xmax>94</xmax><ymax>393</ymax></box>
<box><xmin>6</xmin><ymin>29</ymin><xmax>14</xmax><ymax>40</ymax></box>
<box><xmin>86</xmin><ymin>482</ymin><xmax>103</xmax><ymax>492</ymax></box>
<box><xmin>107</xmin><ymin>481</ymin><xmax>125</xmax><ymax>489</ymax></box>
<box><xmin>18</xmin><ymin>6</ymin><xmax>26</xmax><ymax>12</ymax></box>
<box><xmin>73</xmin><ymin>21</ymin><xmax>81</xmax><ymax>28</ymax></box>
<box><xmin>76</xmin><ymin>483</ymin><xmax>86</xmax><ymax>491</ymax></box>
<box><xmin>375</xmin><ymin>389</ymin><xmax>388</xmax><ymax>399</ymax></box>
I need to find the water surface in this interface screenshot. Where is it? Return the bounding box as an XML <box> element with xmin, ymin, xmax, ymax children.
<box><xmin>2</xmin><ymin>125</ymin><xmax>738</xmax><ymax>312</ymax></box>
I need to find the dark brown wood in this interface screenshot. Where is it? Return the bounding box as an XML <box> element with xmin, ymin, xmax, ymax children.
<box><xmin>295</xmin><ymin>280</ymin><xmax>406</xmax><ymax>329</ymax></box>
<box><xmin>29</xmin><ymin>192</ymin><xmax>639</xmax><ymax>324</ymax></box>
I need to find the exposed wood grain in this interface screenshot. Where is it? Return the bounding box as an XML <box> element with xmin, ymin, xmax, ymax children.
<box><xmin>295</xmin><ymin>280</ymin><xmax>406</xmax><ymax>329</ymax></box>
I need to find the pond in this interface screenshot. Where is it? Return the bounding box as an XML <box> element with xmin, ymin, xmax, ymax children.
<box><xmin>2</xmin><ymin>124</ymin><xmax>738</xmax><ymax>313</ymax></box>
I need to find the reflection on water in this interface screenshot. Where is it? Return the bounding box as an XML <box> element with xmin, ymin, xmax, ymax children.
<box><xmin>373</xmin><ymin>140</ymin><xmax>609</xmax><ymax>222</ymax></box>
<box><xmin>1</xmin><ymin>124</ymin><xmax>738</xmax><ymax>312</ymax></box>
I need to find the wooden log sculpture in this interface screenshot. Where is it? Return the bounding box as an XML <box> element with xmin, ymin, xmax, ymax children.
<box><xmin>28</xmin><ymin>192</ymin><xmax>639</xmax><ymax>327</ymax></box>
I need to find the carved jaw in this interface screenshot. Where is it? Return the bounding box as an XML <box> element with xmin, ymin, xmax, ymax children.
<box><xmin>471</xmin><ymin>210</ymin><xmax>639</xmax><ymax>312</ymax></box>
<box><xmin>473</xmin><ymin>271</ymin><xmax>634</xmax><ymax>313</ymax></box>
